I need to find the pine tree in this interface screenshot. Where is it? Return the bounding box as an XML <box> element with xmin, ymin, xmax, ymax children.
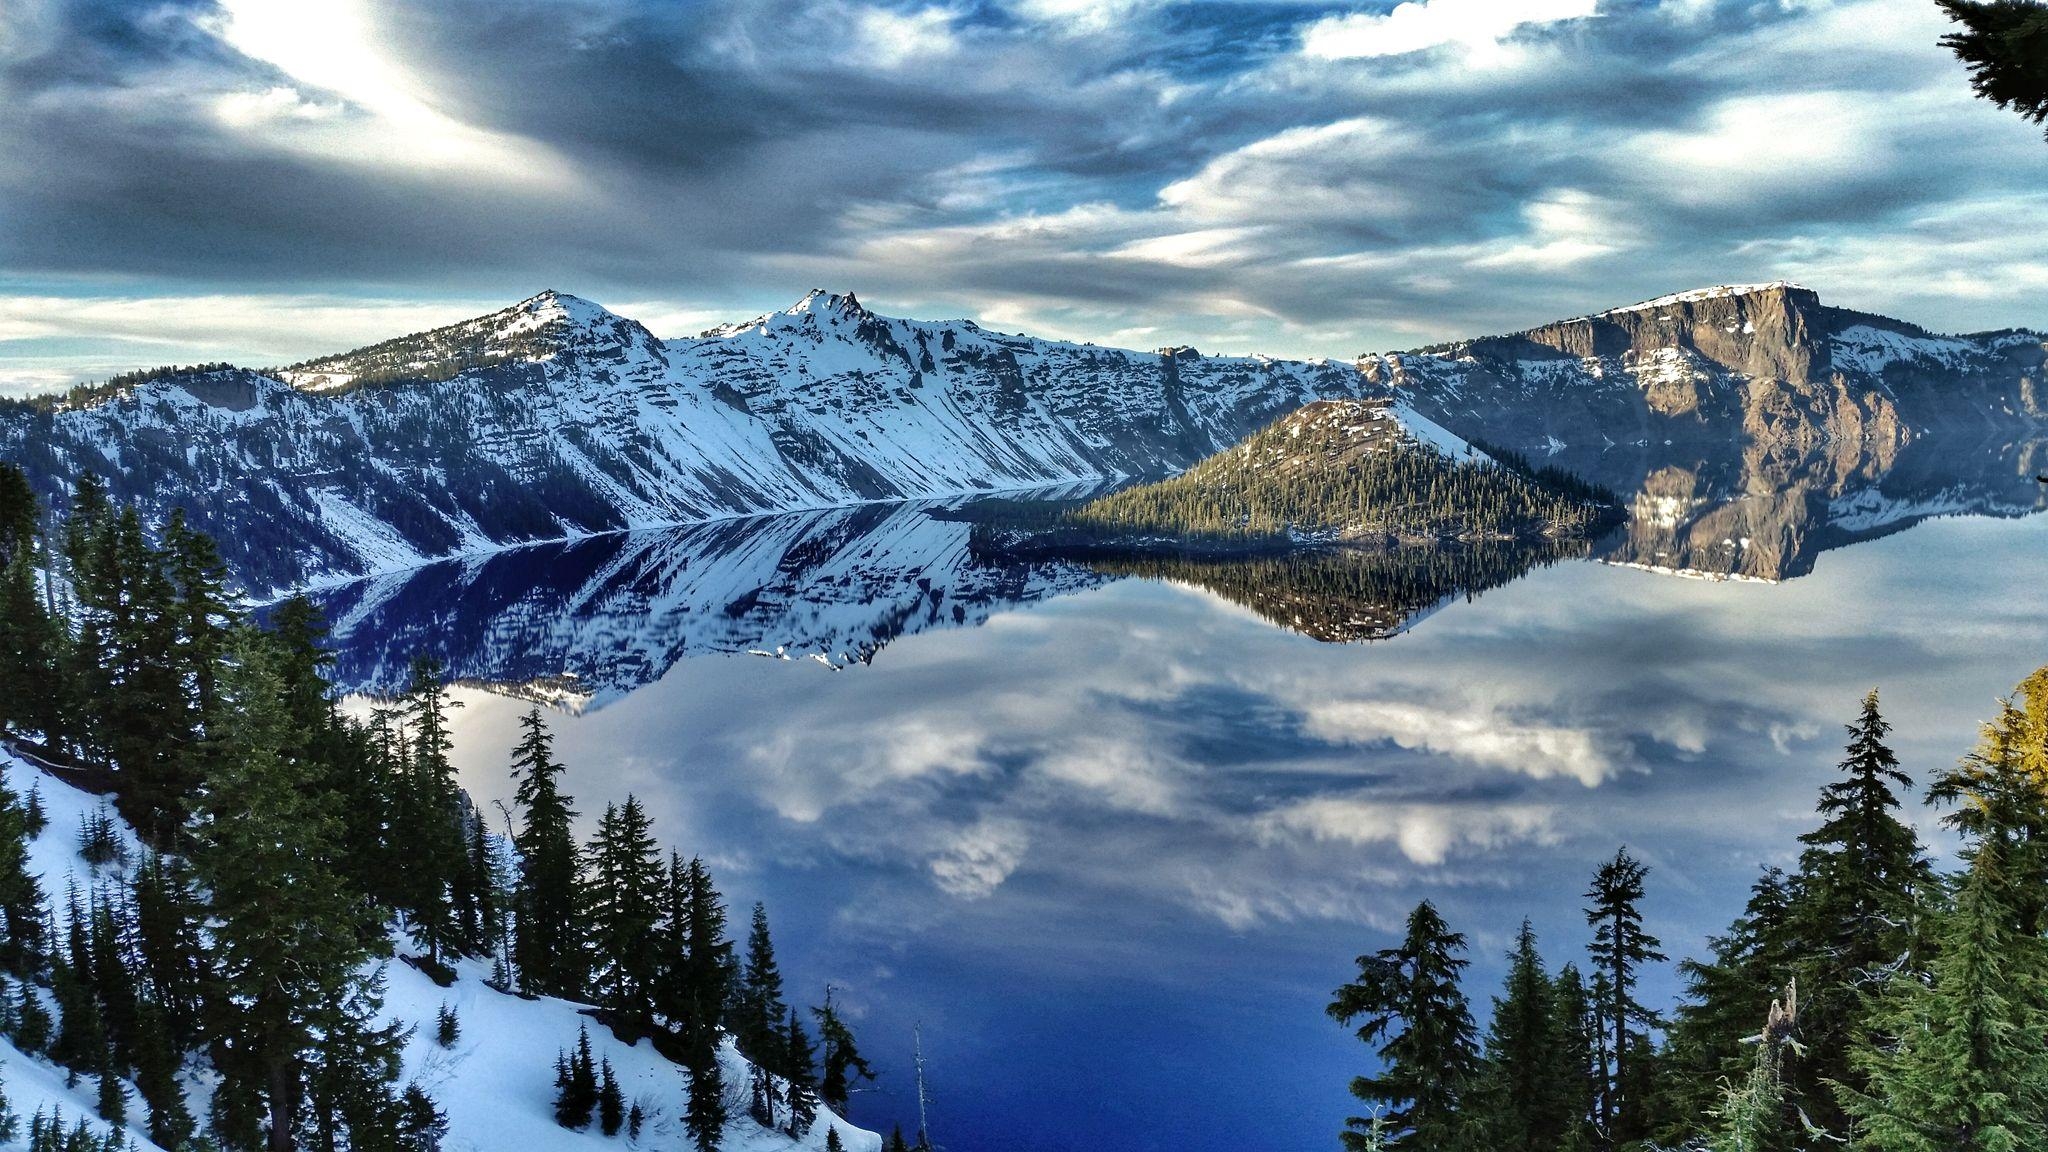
<box><xmin>672</xmin><ymin>856</ymin><xmax>732</xmax><ymax>1047</ymax></box>
<box><xmin>815</xmin><ymin>987</ymin><xmax>876</xmax><ymax>1116</ymax></box>
<box><xmin>583</xmin><ymin>798</ymin><xmax>661</xmax><ymax>1019</ymax></box>
<box><xmin>785</xmin><ymin>1006</ymin><xmax>820</xmax><ymax>1138</ymax></box>
<box><xmin>1709</xmin><ymin>980</ymin><xmax>1800</xmax><ymax>1152</ymax></box>
<box><xmin>684</xmin><ymin>1040</ymin><xmax>724</xmax><ymax>1152</ymax></box>
<box><xmin>1928</xmin><ymin>666</ymin><xmax>2048</xmax><ymax>932</ymax></box>
<box><xmin>396</xmin><ymin>655</ymin><xmax>467</xmax><ymax>966</ymax></box>
<box><xmin>735</xmin><ymin>902</ymin><xmax>788</xmax><ymax>1064</ymax></box>
<box><xmin>435</xmin><ymin>1004</ymin><xmax>460</xmax><ymax>1048</ymax></box>
<box><xmin>553</xmin><ymin>1026</ymin><xmax>599</xmax><ymax>1129</ymax></box>
<box><xmin>1838</xmin><ymin>843</ymin><xmax>2048</xmax><ymax>1152</ymax></box>
<box><xmin>627</xmin><ymin>1102</ymin><xmax>644</xmax><ymax>1141</ymax></box>
<box><xmin>1658</xmin><ymin>867</ymin><xmax>1800</xmax><ymax>1149</ymax></box>
<box><xmin>1551</xmin><ymin>964</ymin><xmax>1601</xmax><ymax>1151</ymax></box>
<box><xmin>1327</xmin><ymin>900</ymin><xmax>1480</xmax><ymax>1150</ymax></box>
<box><xmin>0</xmin><ymin>764</ymin><xmax>48</xmax><ymax>975</ymax></box>
<box><xmin>1785</xmin><ymin>690</ymin><xmax>1929</xmax><ymax>1136</ymax></box>
<box><xmin>132</xmin><ymin>996</ymin><xmax>193</xmax><ymax>1150</ymax></box>
<box><xmin>192</xmin><ymin>628</ymin><xmax>391</xmax><ymax>1152</ymax></box>
<box><xmin>1469</xmin><ymin>920</ymin><xmax>1571</xmax><ymax>1151</ymax></box>
<box><xmin>1584</xmin><ymin>847</ymin><xmax>1665</xmax><ymax>1145</ymax></box>
<box><xmin>508</xmin><ymin>708</ymin><xmax>583</xmax><ymax>999</ymax></box>
<box><xmin>598</xmin><ymin>1058</ymin><xmax>624</xmax><ymax>1137</ymax></box>
<box><xmin>886</xmin><ymin>1124</ymin><xmax>910</xmax><ymax>1152</ymax></box>
<box><xmin>396</xmin><ymin>1083</ymin><xmax>448</xmax><ymax>1152</ymax></box>
<box><xmin>1937</xmin><ymin>0</ymin><xmax>2048</xmax><ymax>135</ymax></box>
<box><xmin>826</xmin><ymin>1127</ymin><xmax>845</xmax><ymax>1152</ymax></box>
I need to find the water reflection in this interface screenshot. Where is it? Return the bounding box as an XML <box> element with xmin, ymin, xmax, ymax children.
<box><xmin>302</xmin><ymin>446</ymin><xmax>2048</xmax><ymax>1152</ymax></box>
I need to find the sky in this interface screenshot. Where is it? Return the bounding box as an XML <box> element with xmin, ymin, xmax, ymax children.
<box><xmin>2</xmin><ymin>0</ymin><xmax>2046</xmax><ymax>396</ymax></box>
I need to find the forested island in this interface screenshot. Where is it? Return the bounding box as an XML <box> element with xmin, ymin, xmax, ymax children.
<box><xmin>971</xmin><ymin>400</ymin><xmax>1620</xmax><ymax>560</ymax></box>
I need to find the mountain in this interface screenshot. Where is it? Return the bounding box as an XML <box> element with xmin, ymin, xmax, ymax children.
<box><xmin>0</xmin><ymin>290</ymin><xmax>1364</xmax><ymax>594</ymax></box>
<box><xmin>1</xmin><ymin>282</ymin><xmax>2039</xmax><ymax>593</ymax></box>
<box><xmin>1372</xmin><ymin>282</ymin><xmax>2047</xmax><ymax>579</ymax></box>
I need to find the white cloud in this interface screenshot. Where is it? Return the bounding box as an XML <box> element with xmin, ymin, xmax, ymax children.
<box><xmin>1302</xmin><ymin>698</ymin><xmax>1615</xmax><ymax>786</ymax></box>
<box><xmin>1256</xmin><ymin>796</ymin><xmax>1560</xmax><ymax>865</ymax></box>
<box><xmin>1301</xmin><ymin>0</ymin><xmax>1598</xmax><ymax>61</ymax></box>
<box><xmin>206</xmin><ymin>0</ymin><xmax>574</xmax><ymax>184</ymax></box>
<box><xmin>847</xmin><ymin>5</ymin><xmax>961</xmax><ymax>69</ymax></box>
<box><xmin>929</xmin><ymin>818</ymin><xmax>1030</xmax><ymax>898</ymax></box>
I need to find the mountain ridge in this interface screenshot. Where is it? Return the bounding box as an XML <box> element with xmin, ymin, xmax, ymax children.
<box><xmin>2</xmin><ymin>282</ymin><xmax>2040</xmax><ymax>594</ymax></box>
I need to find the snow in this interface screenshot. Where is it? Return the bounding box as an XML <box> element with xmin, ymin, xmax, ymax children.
<box><xmin>1595</xmin><ymin>281</ymin><xmax>1806</xmax><ymax>316</ymax></box>
<box><xmin>0</xmin><ymin>752</ymin><xmax>881</xmax><ymax>1152</ymax></box>
<box><xmin>1388</xmin><ymin>400</ymin><xmax>1486</xmax><ymax>462</ymax></box>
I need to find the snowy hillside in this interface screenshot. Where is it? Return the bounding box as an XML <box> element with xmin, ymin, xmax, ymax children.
<box><xmin>0</xmin><ymin>290</ymin><xmax>1366</xmax><ymax>595</ymax></box>
<box><xmin>0</xmin><ymin>752</ymin><xmax>880</xmax><ymax>1152</ymax></box>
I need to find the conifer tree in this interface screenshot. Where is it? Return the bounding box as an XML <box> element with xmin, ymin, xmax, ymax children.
<box><xmin>672</xmin><ymin>856</ymin><xmax>733</xmax><ymax>1047</ymax></box>
<box><xmin>1327</xmin><ymin>900</ymin><xmax>1480</xmax><ymax>1150</ymax></box>
<box><xmin>1709</xmin><ymin>980</ymin><xmax>1799</xmax><ymax>1152</ymax></box>
<box><xmin>1551</xmin><ymin>963</ymin><xmax>1601</xmax><ymax>1151</ymax></box>
<box><xmin>1937</xmin><ymin>0</ymin><xmax>2048</xmax><ymax>135</ymax></box>
<box><xmin>815</xmin><ymin>987</ymin><xmax>876</xmax><ymax>1116</ymax></box>
<box><xmin>1785</xmin><ymin>691</ymin><xmax>1928</xmax><ymax>1136</ymax></box>
<box><xmin>583</xmin><ymin>798</ymin><xmax>661</xmax><ymax>1019</ymax></box>
<box><xmin>1584</xmin><ymin>848</ymin><xmax>1665</xmax><ymax>1145</ymax></box>
<box><xmin>684</xmin><ymin>1042</ymin><xmax>725</xmax><ymax>1152</ymax></box>
<box><xmin>553</xmin><ymin>1026</ymin><xmax>599</xmax><ymax>1129</ymax></box>
<box><xmin>1928</xmin><ymin>666</ymin><xmax>2048</xmax><ymax>931</ymax></box>
<box><xmin>1838</xmin><ymin>842</ymin><xmax>2048</xmax><ymax>1152</ymax></box>
<box><xmin>735</xmin><ymin>902</ymin><xmax>788</xmax><ymax>1063</ymax></box>
<box><xmin>598</xmin><ymin>1058</ymin><xmax>624</xmax><ymax>1137</ymax></box>
<box><xmin>192</xmin><ymin>628</ymin><xmax>391</xmax><ymax>1152</ymax></box>
<box><xmin>0</xmin><ymin>766</ymin><xmax>48</xmax><ymax>974</ymax></box>
<box><xmin>1470</xmin><ymin>921</ymin><xmax>1572</xmax><ymax>1152</ymax></box>
<box><xmin>508</xmin><ymin>708</ymin><xmax>583</xmax><ymax>999</ymax></box>
<box><xmin>785</xmin><ymin>1006</ymin><xmax>820</xmax><ymax>1138</ymax></box>
<box><xmin>396</xmin><ymin>656</ymin><xmax>467</xmax><ymax>966</ymax></box>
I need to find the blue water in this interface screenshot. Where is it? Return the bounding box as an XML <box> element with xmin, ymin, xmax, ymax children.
<box><xmin>331</xmin><ymin>509</ymin><xmax>2048</xmax><ymax>1152</ymax></box>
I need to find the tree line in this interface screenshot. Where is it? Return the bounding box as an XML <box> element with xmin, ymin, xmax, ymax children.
<box><xmin>0</xmin><ymin>461</ymin><xmax>880</xmax><ymax>1151</ymax></box>
<box><xmin>1329</xmin><ymin>674</ymin><xmax>2048</xmax><ymax>1151</ymax></box>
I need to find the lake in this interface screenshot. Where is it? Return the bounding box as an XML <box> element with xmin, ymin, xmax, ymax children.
<box><xmin>311</xmin><ymin>487</ymin><xmax>2048</xmax><ymax>1152</ymax></box>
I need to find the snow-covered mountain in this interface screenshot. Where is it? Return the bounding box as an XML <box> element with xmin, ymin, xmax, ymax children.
<box><xmin>0</xmin><ymin>290</ymin><xmax>1365</xmax><ymax>595</ymax></box>
<box><xmin>2</xmin><ymin>282</ymin><xmax>2039</xmax><ymax>594</ymax></box>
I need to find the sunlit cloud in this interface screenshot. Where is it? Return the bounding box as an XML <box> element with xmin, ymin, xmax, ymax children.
<box><xmin>1300</xmin><ymin>0</ymin><xmax>1599</xmax><ymax>61</ymax></box>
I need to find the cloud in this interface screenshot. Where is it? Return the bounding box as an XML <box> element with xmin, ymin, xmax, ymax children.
<box><xmin>1255</xmin><ymin>796</ymin><xmax>1561</xmax><ymax>865</ymax></box>
<box><xmin>1300</xmin><ymin>0</ymin><xmax>1599</xmax><ymax>61</ymax></box>
<box><xmin>1301</xmin><ymin>697</ymin><xmax>1616</xmax><ymax>786</ymax></box>
<box><xmin>929</xmin><ymin>818</ymin><xmax>1029</xmax><ymax>898</ymax></box>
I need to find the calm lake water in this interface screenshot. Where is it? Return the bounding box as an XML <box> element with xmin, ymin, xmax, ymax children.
<box><xmin>316</xmin><ymin>497</ymin><xmax>2048</xmax><ymax>1152</ymax></box>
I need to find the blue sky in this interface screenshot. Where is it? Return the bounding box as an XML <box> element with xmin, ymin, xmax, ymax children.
<box><xmin>2</xmin><ymin>0</ymin><xmax>2044</xmax><ymax>394</ymax></box>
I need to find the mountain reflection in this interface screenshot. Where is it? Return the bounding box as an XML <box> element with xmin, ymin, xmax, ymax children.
<box><xmin>303</xmin><ymin>432</ymin><xmax>2046</xmax><ymax>706</ymax></box>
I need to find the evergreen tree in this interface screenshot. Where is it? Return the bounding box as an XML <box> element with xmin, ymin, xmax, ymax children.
<box><xmin>885</xmin><ymin>1125</ymin><xmax>909</xmax><ymax>1152</ymax></box>
<box><xmin>583</xmin><ymin>798</ymin><xmax>661</xmax><ymax>1019</ymax></box>
<box><xmin>1551</xmin><ymin>963</ymin><xmax>1601</xmax><ymax>1152</ymax></box>
<box><xmin>671</xmin><ymin>856</ymin><xmax>732</xmax><ymax>1048</ymax></box>
<box><xmin>683</xmin><ymin>1041</ymin><xmax>724</xmax><ymax>1152</ymax></box>
<box><xmin>1838</xmin><ymin>843</ymin><xmax>2048</xmax><ymax>1152</ymax></box>
<box><xmin>1928</xmin><ymin>666</ymin><xmax>2048</xmax><ymax>932</ymax></box>
<box><xmin>1937</xmin><ymin>0</ymin><xmax>2048</xmax><ymax>135</ymax></box>
<box><xmin>1327</xmin><ymin>900</ymin><xmax>1480</xmax><ymax>1150</ymax></box>
<box><xmin>1470</xmin><ymin>920</ymin><xmax>1571</xmax><ymax>1152</ymax></box>
<box><xmin>826</xmin><ymin>1127</ymin><xmax>844</xmax><ymax>1152</ymax></box>
<box><xmin>0</xmin><ymin>765</ymin><xmax>48</xmax><ymax>974</ymax></box>
<box><xmin>553</xmin><ymin>1026</ymin><xmax>599</xmax><ymax>1129</ymax></box>
<box><xmin>192</xmin><ymin>628</ymin><xmax>391</xmax><ymax>1152</ymax></box>
<box><xmin>785</xmin><ymin>1006</ymin><xmax>820</xmax><ymax>1138</ymax></box>
<box><xmin>131</xmin><ymin>995</ymin><xmax>194</xmax><ymax>1150</ymax></box>
<box><xmin>1785</xmin><ymin>690</ymin><xmax>1929</xmax><ymax>1136</ymax></box>
<box><xmin>815</xmin><ymin>987</ymin><xmax>876</xmax><ymax>1116</ymax></box>
<box><xmin>396</xmin><ymin>1083</ymin><xmax>448</xmax><ymax>1152</ymax></box>
<box><xmin>598</xmin><ymin>1058</ymin><xmax>624</xmax><ymax>1137</ymax></box>
<box><xmin>1658</xmin><ymin>867</ymin><xmax>1801</xmax><ymax>1148</ymax></box>
<box><xmin>507</xmin><ymin>709</ymin><xmax>583</xmax><ymax>999</ymax></box>
<box><xmin>735</xmin><ymin>902</ymin><xmax>788</xmax><ymax>1063</ymax></box>
<box><xmin>1584</xmin><ymin>847</ymin><xmax>1665</xmax><ymax>1146</ymax></box>
<box><xmin>1709</xmin><ymin>980</ymin><xmax>1800</xmax><ymax>1152</ymax></box>
<box><xmin>396</xmin><ymin>656</ymin><xmax>467</xmax><ymax>966</ymax></box>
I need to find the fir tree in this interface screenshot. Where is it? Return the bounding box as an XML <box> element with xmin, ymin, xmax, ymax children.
<box><xmin>396</xmin><ymin>655</ymin><xmax>467</xmax><ymax>966</ymax></box>
<box><xmin>598</xmin><ymin>1058</ymin><xmax>624</xmax><ymax>1137</ymax></box>
<box><xmin>826</xmin><ymin>1127</ymin><xmax>845</xmax><ymax>1152</ymax></box>
<box><xmin>435</xmin><ymin>1004</ymin><xmax>460</xmax><ymax>1048</ymax></box>
<box><xmin>1785</xmin><ymin>690</ymin><xmax>1928</xmax><ymax>1136</ymax></box>
<box><xmin>1709</xmin><ymin>980</ymin><xmax>1800</xmax><ymax>1152</ymax></box>
<box><xmin>785</xmin><ymin>1006</ymin><xmax>820</xmax><ymax>1138</ymax></box>
<box><xmin>508</xmin><ymin>708</ymin><xmax>583</xmax><ymax>999</ymax></box>
<box><xmin>815</xmin><ymin>987</ymin><xmax>876</xmax><ymax>1117</ymax></box>
<box><xmin>1470</xmin><ymin>920</ymin><xmax>1572</xmax><ymax>1152</ymax></box>
<box><xmin>627</xmin><ymin>1102</ymin><xmax>644</xmax><ymax>1141</ymax></box>
<box><xmin>1838</xmin><ymin>843</ymin><xmax>2048</xmax><ymax>1152</ymax></box>
<box><xmin>583</xmin><ymin>798</ymin><xmax>662</xmax><ymax>1019</ymax></box>
<box><xmin>1937</xmin><ymin>0</ymin><xmax>2048</xmax><ymax>135</ymax></box>
<box><xmin>1327</xmin><ymin>900</ymin><xmax>1480</xmax><ymax>1150</ymax></box>
<box><xmin>671</xmin><ymin>856</ymin><xmax>732</xmax><ymax>1048</ymax></box>
<box><xmin>1584</xmin><ymin>847</ymin><xmax>1665</xmax><ymax>1145</ymax></box>
<box><xmin>192</xmin><ymin>628</ymin><xmax>390</xmax><ymax>1152</ymax></box>
<box><xmin>1551</xmin><ymin>963</ymin><xmax>1601</xmax><ymax>1152</ymax></box>
<box><xmin>1928</xmin><ymin>666</ymin><xmax>2048</xmax><ymax>932</ymax></box>
<box><xmin>0</xmin><ymin>765</ymin><xmax>48</xmax><ymax>974</ymax></box>
<box><xmin>553</xmin><ymin>1026</ymin><xmax>599</xmax><ymax>1129</ymax></box>
<box><xmin>735</xmin><ymin>902</ymin><xmax>788</xmax><ymax>1064</ymax></box>
<box><xmin>684</xmin><ymin>1041</ymin><xmax>725</xmax><ymax>1152</ymax></box>
<box><xmin>396</xmin><ymin>1083</ymin><xmax>448</xmax><ymax>1152</ymax></box>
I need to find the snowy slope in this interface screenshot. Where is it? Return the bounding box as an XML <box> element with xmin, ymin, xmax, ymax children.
<box><xmin>0</xmin><ymin>291</ymin><xmax>1368</xmax><ymax>596</ymax></box>
<box><xmin>0</xmin><ymin>753</ymin><xmax>881</xmax><ymax>1152</ymax></box>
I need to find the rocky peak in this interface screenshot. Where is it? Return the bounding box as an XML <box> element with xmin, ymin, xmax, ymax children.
<box><xmin>1457</xmin><ymin>281</ymin><xmax>1830</xmax><ymax>385</ymax></box>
